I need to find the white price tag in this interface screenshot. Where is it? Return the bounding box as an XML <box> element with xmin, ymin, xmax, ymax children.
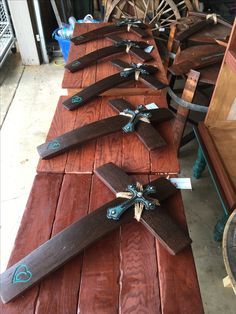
<box><xmin>169</xmin><ymin>178</ymin><xmax>192</xmax><ymax>190</ymax></box>
<box><xmin>145</xmin><ymin>103</ymin><xmax>159</xmax><ymax>110</ymax></box>
<box><xmin>144</xmin><ymin>45</ymin><xmax>154</xmax><ymax>53</ymax></box>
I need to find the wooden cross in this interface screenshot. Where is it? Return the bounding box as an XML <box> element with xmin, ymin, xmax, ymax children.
<box><xmin>65</xmin><ymin>34</ymin><xmax>153</xmax><ymax>73</ymax></box>
<box><xmin>0</xmin><ymin>163</ymin><xmax>191</xmax><ymax>303</ymax></box>
<box><xmin>37</xmin><ymin>99</ymin><xmax>173</xmax><ymax>159</ymax></box>
<box><xmin>63</xmin><ymin>60</ymin><xmax>167</xmax><ymax>110</ymax></box>
<box><xmin>71</xmin><ymin>18</ymin><xmax>149</xmax><ymax>45</ymax></box>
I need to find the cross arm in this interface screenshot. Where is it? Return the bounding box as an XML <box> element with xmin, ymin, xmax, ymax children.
<box><xmin>71</xmin><ymin>22</ymin><xmax>149</xmax><ymax>45</ymax></box>
<box><xmin>37</xmin><ymin>115</ymin><xmax>128</xmax><ymax>159</ymax></box>
<box><xmin>108</xmin><ymin>98</ymin><xmax>173</xmax><ymax>149</ymax></box>
<box><xmin>62</xmin><ymin>73</ymin><xmax>134</xmax><ymax>110</ymax></box>
<box><xmin>95</xmin><ymin>162</ymin><xmax>192</xmax><ymax>255</ymax></box>
<box><xmin>0</xmin><ymin>197</ymin><xmax>134</xmax><ymax>304</ymax></box>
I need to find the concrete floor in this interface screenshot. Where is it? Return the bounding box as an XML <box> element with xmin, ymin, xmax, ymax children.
<box><xmin>0</xmin><ymin>53</ymin><xmax>235</xmax><ymax>313</ymax></box>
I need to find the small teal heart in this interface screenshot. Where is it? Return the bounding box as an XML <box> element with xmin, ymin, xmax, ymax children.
<box><xmin>72</xmin><ymin>60</ymin><xmax>81</xmax><ymax>67</ymax></box>
<box><xmin>72</xmin><ymin>95</ymin><xmax>82</xmax><ymax>104</ymax></box>
<box><xmin>47</xmin><ymin>139</ymin><xmax>61</xmax><ymax>150</ymax></box>
<box><xmin>12</xmin><ymin>264</ymin><xmax>32</xmax><ymax>284</ymax></box>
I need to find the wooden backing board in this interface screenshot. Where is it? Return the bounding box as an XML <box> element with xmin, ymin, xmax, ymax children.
<box><xmin>62</xmin><ymin>23</ymin><xmax>168</xmax><ymax>95</ymax></box>
<box><xmin>1</xmin><ymin>173</ymin><xmax>202</xmax><ymax>313</ymax></box>
<box><xmin>37</xmin><ymin>95</ymin><xmax>179</xmax><ymax>174</ymax></box>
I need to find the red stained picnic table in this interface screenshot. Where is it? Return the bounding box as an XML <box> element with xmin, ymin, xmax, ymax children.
<box><xmin>0</xmin><ymin>173</ymin><xmax>203</xmax><ymax>314</ymax></box>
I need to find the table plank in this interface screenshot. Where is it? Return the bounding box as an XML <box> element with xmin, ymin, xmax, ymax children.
<box><xmin>78</xmin><ymin>174</ymin><xmax>120</xmax><ymax>314</ymax></box>
<box><xmin>0</xmin><ymin>174</ymin><xmax>63</xmax><ymax>314</ymax></box>
<box><xmin>37</xmin><ymin>96</ymin><xmax>77</xmax><ymax>173</ymax></box>
<box><xmin>34</xmin><ymin>174</ymin><xmax>91</xmax><ymax>314</ymax></box>
<box><xmin>119</xmin><ymin>174</ymin><xmax>161</xmax><ymax>313</ymax></box>
<box><xmin>153</xmin><ymin>179</ymin><xmax>204</xmax><ymax>314</ymax></box>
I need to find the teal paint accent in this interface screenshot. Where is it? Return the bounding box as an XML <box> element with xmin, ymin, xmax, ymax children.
<box><xmin>75</xmin><ymin>35</ymin><xmax>84</xmax><ymax>40</ymax></box>
<box><xmin>122</xmin><ymin>105</ymin><xmax>151</xmax><ymax>133</ymax></box>
<box><xmin>72</xmin><ymin>95</ymin><xmax>83</xmax><ymax>104</ymax></box>
<box><xmin>214</xmin><ymin>213</ymin><xmax>229</xmax><ymax>242</ymax></box>
<box><xmin>193</xmin><ymin>147</ymin><xmax>206</xmax><ymax>179</ymax></box>
<box><xmin>12</xmin><ymin>264</ymin><xmax>32</xmax><ymax>284</ymax></box>
<box><xmin>107</xmin><ymin>184</ymin><xmax>157</xmax><ymax>220</ymax></box>
<box><xmin>47</xmin><ymin>139</ymin><xmax>60</xmax><ymax>150</ymax></box>
<box><xmin>72</xmin><ymin>60</ymin><xmax>81</xmax><ymax>66</ymax></box>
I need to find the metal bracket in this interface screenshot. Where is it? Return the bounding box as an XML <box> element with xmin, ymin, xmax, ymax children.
<box><xmin>120</xmin><ymin>105</ymin><xmax>151</xmax><ymax>133</ymax></box>
<box><xmin>167</xmin><ymin>87</ymin><xmax>208</xmax><ymax>113</ymax></box>
<box><xmin>114</xmin><ymin>39</ymin><xmax>141</xmax><ymax>49</ymax></box>
<box><xmin>120</xmin><ymin>63</ymin><xmax>150</xmax><ymax>78</ymax></box>
<box><xmin>107</xmin><ymin>183</ymin><xmax>157</xmax><ymax>220</ymax></box>
<box><xmin>115</xmin><ymin>18</ymin><xmax>142</xmax><ymax>28</ymax></box>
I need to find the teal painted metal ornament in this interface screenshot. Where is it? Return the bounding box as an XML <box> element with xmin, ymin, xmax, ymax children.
<box><xmin>107</xmin><ymin>183</ymin><xmax>157</xmax><ymax>220</ymax></box>
<box><xmin>121</xmin><ymin>105</ymin><xmax>152</xmax><ymax>133</ymax></box>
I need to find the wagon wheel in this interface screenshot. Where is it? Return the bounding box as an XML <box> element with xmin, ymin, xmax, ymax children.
<box><xmin>104</xmin><ymin>0</ymin><xmax>196</xmax><ymax>31</ymax></box>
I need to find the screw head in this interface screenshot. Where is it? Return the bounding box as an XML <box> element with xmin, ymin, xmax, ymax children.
<box><xmin>111</xmin><ymin>210</ymin><xmax>116</xmax><ymax>215</ymax></box>
<box><xmin>137</xmin><ymin>192</ymin><xmax>143</xmax><ymax>197</ymax></box>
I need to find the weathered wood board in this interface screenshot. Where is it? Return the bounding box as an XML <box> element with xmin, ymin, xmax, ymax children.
<box><xmin>0</xmin><ymin>173</ymin><xmax>203</xmax><ymax>313</ymax></box>
<box><xmin>37</xmin><ymin>95</ymin><xmax>179</xmax><ymax>174</ymax></box>
<box><xmin>62</xmin><ymin>23</ymin><xmax>168</xmax><ymax>95</ymax></box>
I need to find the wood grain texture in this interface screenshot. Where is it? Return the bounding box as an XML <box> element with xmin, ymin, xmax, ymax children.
<box><xmin>78</xmin><ymin>174</ymin><xmax>121</xmax><ymax>314</ymax></box>
<box><xmin>62</xmin><ymin>22</ymin><xmax>168</xmax><ymax>95</ymax></box>
<box><xmin>188</xmin><ymin>22</ymin><xmax>231</xmax><ymax>44</ymax></box>
<box><xmin>65</xmin><ymin>97</ymin><xmax>102</xmax><ymax>174</ymax></box>
<box><xmin>173</xmin><ymin>70</ymin><xmax>200</xmax><ymax>154</ymax></box>
<box><xmin>34</xmin><ymin>174</ymin><xmax>91</xmax><ymax>314</ymax></box>
<box><xmin>119</xmin><ymin>173</ymin><xmax>161</xmax><ymax>313</ymax></box>
<box><xmin>0</xmin><ymin>173</ymin><xmax>63</xmax><ymax>311</ymax></box>
<box><xmin>198</xmin><ymin>123</ymin><xmax>236</xmax><ymax>210</ymax></box>
<box><xmin>37</xmin><ymin>96</ymin><xmax>77</xmax><ymax>173</ymax></box>
<box><xmin>169</xmin><ymin>45</ymin><xmax>225</xmax><ymax>76</ymax></box>
<box><xmin>153</xmin><ymin>177</ymin><xmax>204</xmax><ymax>314</ymax></box>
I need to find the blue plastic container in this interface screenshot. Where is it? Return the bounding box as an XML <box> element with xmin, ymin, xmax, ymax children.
<box><xmin>53</xmin><ymin>28</ymin><xmax>70</xmax><ymax>61</ymax></box>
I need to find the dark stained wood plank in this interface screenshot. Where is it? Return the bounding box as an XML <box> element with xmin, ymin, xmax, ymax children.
<box><xmin>63</xmin><ymin>24</ymin><xmax>89</xmax><ymax>90</ymax></box>
<box><xmin>71</xmin><ymin>22</ymin><xmax>149</xmax><ymax>45</ymax></box>
<box><xmin>153</xmin><ymin>179</ymin><xmax>204</xmax><ymax>314</ymax></box>
<box><xmin>65</xmin><ymin>98</ymin><xmax>102</xmax><ymax>174</ymax></box>
<box><xmin>119</xmin><ymin>174</ymin><xmax>161</xmax><ymax>313</ymax></box>
<box><xmin>0</xmin><ymin>192</ymin><xmax>134</xmax><ymax>304</ymax></box>
<box><xmin>0</xmin><ymin>174</ymin><xmax>63</xmax><ymax>313</ymax></box>
<box><xmin>37</xmin><ymin>96</ymin><xmax>77</xmax><ymax>173</ymax></box>
<box><xmin>78</xmin><ymin>175</ymin><xmax>121</xmax><ymax>314</ymax></box>
<box><xmin>37</xmin><ymin>115</ymin><xmax>128</xmax><ymax>159</ymax></box>
<box><xmin>34</xmin><ymin>174</ymin><xmax>91</xmax><ymax>314</ymax></box>
<box><xmin>169</xmin><ymin>45</ymin><xmax>225</xmax><ymax>76</ymax></box>
<box><xmin>145</xmin><ymin>94</ymin><xmax>180</xmax><ymax>174</ymax></box>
